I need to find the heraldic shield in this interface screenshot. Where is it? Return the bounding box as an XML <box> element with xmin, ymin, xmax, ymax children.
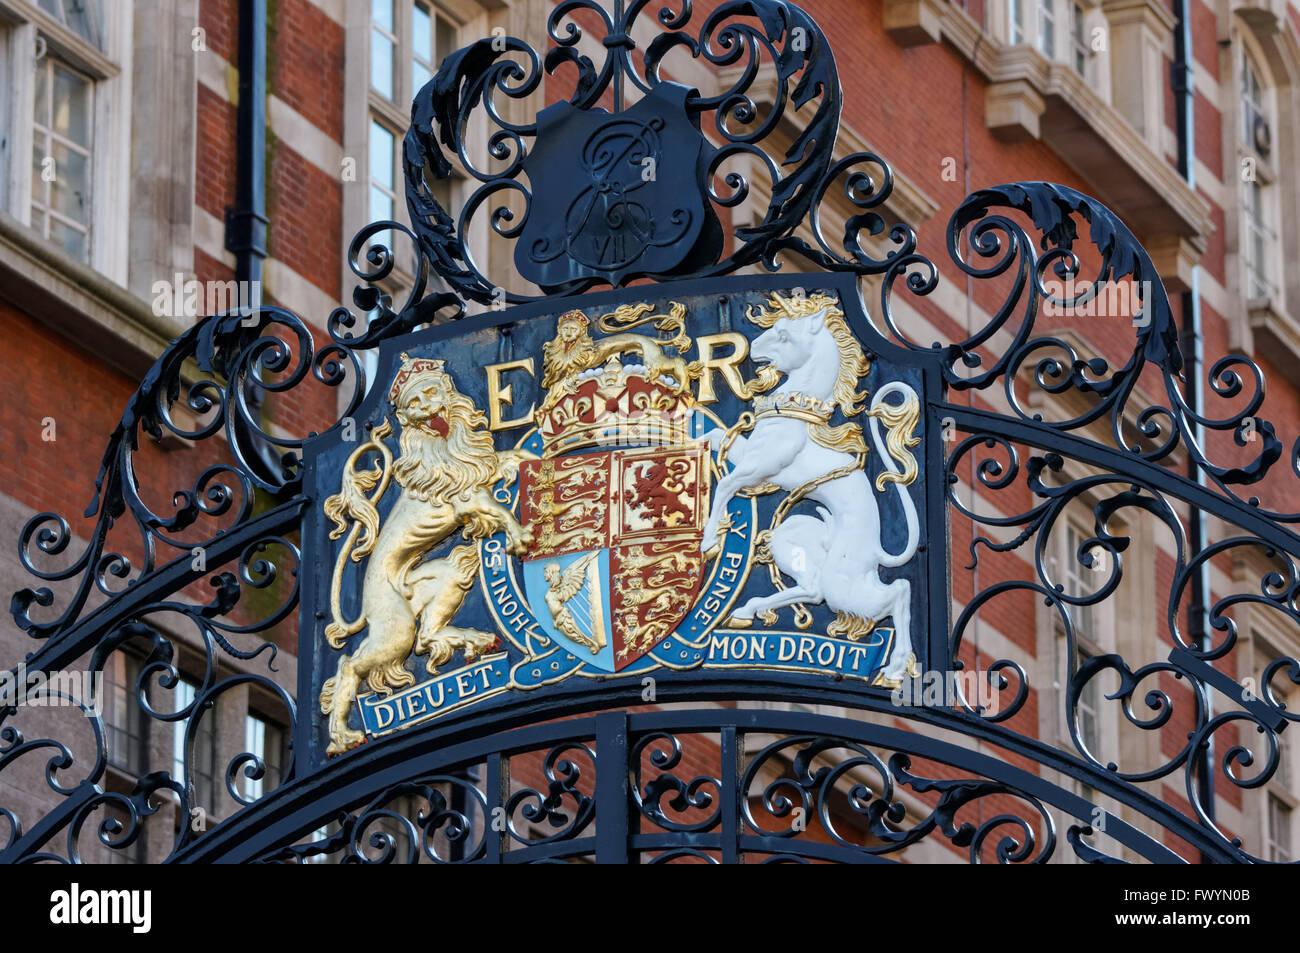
<box><xmin>518</xmin><ymin>442</ymin><xmax>709</xmax><ymax>672</ymax></box>
<box><xmin>308</xmin><ymin>273</ymin><xmax>942</xmax><ymax>760</ymax></box>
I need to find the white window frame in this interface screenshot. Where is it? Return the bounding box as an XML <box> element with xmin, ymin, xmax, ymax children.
<box><xmin>103</xmin><ymin>651</ymin><xmax>146</xmax><ymax>774</ymax></box>
<box><xmin>1236</xmin><ymin>37</ymin><xmax>1279</xmax><ymax>304</ymax></box>
<box><xmin>0</xmin><ymin>0</ymin><xmax>132</xmax><ymax>282</ymax></box>
<box><xmin>371</xmin><ymin>2</ymin><xmax>464</xmax><ymax>276</ymax></box>
<box><xmin>1058</xmin><ymin>519</ymin><xmax>1108</xmax><ymax>643</ymax></box>
<box><xmin>346</xmin><ymin>1</ymin><xmax>485</xmax><ymax>391</ymax></box>
<box><xmin>1069</xmin><ymin>1</ymin><xmax>1087</xmax><ymax>75</ymax></box>
<box><xmin>1259</xmin><ymin>643</ymin><xmax>1297</xmax><ymax>862</ymax></box>
<box><xmin>1037</xmin><ymin>0</ymin><xmax>1056</xmax><ymax>59</ymax></box>
<box><xmin>367</xmin><ymin>1</ymin><xmax>465</xmax><ymax>242</ymax></box>
<box><xmin>242</xmin><ymin>713</ymin><xmax>287</xmax><ymax>801</ymax></box>
<box><xmin>1266</xmin><ymin>793</ymin><xmax>1292</xmax><ymax>862</ymax></box>
<box><xmin>173</xmin><ymin>678</ymin><xmax>219</xmax><ymax>817</ymax></box>
<box><xmin>1050</xmin><ymin>513</ymin><xmax>1116</xmax><ymax>752</ymax></box>
<box><xmin>29</xmin><ymin>55</ymin><xmax>94</xmax><ymax>258</ymax></box>
<box><xmin>1009</xmin><ymin>0</ymin><xmax>1025</xmax><ymax>44</ymax></box>
<box><xmin>999</xmin><ymin>0</ymin><xmax>1098</xmax><ymax>83</ymax></box>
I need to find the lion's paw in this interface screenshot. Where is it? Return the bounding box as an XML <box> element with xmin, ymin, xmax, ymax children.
<box><xmin>326</xmin><ymin>729</ymin><xmax>367</xmax><ymax>757</ymax></box>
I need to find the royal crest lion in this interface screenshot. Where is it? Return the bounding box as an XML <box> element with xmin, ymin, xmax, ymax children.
<box><xmin>627</xmin><ymin>457</ymin><xmax>693</xmax><ymax>527</ymax></box>
<box><xmin>540</xmin><ymin>303</ymin><xmax>692</xmax><ymax>395</ymax></box>
<box><xmin>319</xmin><ymin>354</ymin><xmax>535</xmax><ymax>755</ymax></box>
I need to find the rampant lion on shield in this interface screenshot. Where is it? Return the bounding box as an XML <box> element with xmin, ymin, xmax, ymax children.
<box><xmin>318</xmin><ymin>354</ymin><xmax>535</xmax><ymax>755</ymax></box>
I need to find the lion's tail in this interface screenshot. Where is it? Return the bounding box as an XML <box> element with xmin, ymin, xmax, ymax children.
<box><xmin>319</xmin><ymin>674</ymin><xmax>338</xmax><ymax>714</ymax></box>
<box><xmin>324</xmin><ymin>420</ymin><xmax>394</xmax><ymax>648</ymax></box>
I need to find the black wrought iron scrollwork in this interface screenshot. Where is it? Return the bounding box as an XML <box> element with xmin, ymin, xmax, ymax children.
<box><xmin>632</xmin><ymin>731</ymin><xmax>721</xmax><ymax>833</ymax></box>
<box><xmin>741</xmin><ymin>735</ymin><xmax>1058</xmax><ymax>863</ymax></box>
<box><xmin>504</xmin><ymin>743</ymin><xmax>597</xmax><ymax>846</ymax></box>
<box><xmin>4</xmin><ymin>0</ymin><xmax>1300</xmax><ymax>866</ymax></box>
<box><xmin>905</xmin><ymin>182</ymin><xmax>1294</xmax><ymax>510</ymax></box>
<box><xmin>943</xmin><ymin>423</ymin><xmax>1299</xmax><ymax>861</ymax></box>
<box><xmin>11</xmin><ymin>304</ymin><xmax>364</xmax><ymax>643</ymax></box>
<box><xmin>402</xmin><ymin>0</ymin><xmax>924</xmax><ymax>303</ymax></box>
<box><xmin>213</xmin><ymin>711</ymin><xmax>1220</xmax><ymax>864</ymax></box>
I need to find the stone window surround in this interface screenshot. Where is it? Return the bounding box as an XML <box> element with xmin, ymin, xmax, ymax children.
<box><xmin>883</xmin><ymin>0</ymin><xmax>1212</xmax><ymax>298</ymax></box>
<box><xmin>1226</xmin><ymin>7</ymin><xmax>1300</xmax><ymax>383</ymax></box>
<box><xmin>341</xmin><ymin>0</ymin><xmax>505</xmax><ymax>328</ymax></box>
<box><xmin>0</xmin><ymin>0</ymin><xmax>133</xmax><ymax>283</ymax></box>
<box><xmin>990</xmin><ymin>0</ymin><xmax>1112</xmax><ymax>96</ymax></box>
<box><xmin>0</xmin><ymin>0</ymin><xmax>198</xmax><ymax>377</ymax></box>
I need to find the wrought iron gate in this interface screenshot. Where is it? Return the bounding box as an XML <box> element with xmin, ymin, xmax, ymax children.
<box><xmin>2</xmin><ymin>0</ymin><xmax>1296</xmax><ymax>864</ymax></box>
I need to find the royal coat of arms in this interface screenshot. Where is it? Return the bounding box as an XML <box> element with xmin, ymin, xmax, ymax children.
<box><xmin>310</xmin><ymin>279</ymin><xmax>934</xmax><ymax>758</ymax></box>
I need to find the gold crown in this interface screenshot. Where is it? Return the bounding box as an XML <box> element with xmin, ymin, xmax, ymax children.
<box><xmin>538</xmin><ymin>361</ymin><xmax>693</xmax><ymax>456</ymax></box>
<box><xmin>388</xmin><ymin>352</ymin><xmax>447</xmax><ymax>405</ymax></box>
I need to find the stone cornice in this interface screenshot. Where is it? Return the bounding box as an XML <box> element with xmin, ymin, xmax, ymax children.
<box><xmin>0</xmin><ymin>213</ymin><xmax>181</xmax><ymax>378</ymax></box>
<box><xmin>889</xmin><ymin>1</ymin><xmax>1212</xmax><ymax>252</ymax></box>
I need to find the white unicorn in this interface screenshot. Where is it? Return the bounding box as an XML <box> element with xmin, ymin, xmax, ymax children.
<box><xmin>699</xmin><ymin>291</ymin><xmax>922</xmax><ymax>682</ymax></box>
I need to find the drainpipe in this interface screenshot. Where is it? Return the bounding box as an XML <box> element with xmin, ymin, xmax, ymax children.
<box><xmin>1172</xmin><ymin>0</ymin><xmax>1215</xmax><ymax>848</ymax></box>
<box><xmin>226</xmin><ymin>0</ymin><xmax>268</xmax><ymax>294</ymax></box>
<box><xmin>225</xmin><ymin>0</ymin><xmax>281</xmax><ymax>485</ymax></box>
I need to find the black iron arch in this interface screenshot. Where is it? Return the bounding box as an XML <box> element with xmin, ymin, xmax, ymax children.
<box><xmin>2</xmin><ymin>0</ymin><xmax>1298</xmax><ymax>864</ymax></box>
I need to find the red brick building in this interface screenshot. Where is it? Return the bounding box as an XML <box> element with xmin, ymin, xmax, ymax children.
<box><xmin>0</xmin><ymin>0</ymin><xmax>1297</xmax><ymax>863</ymax></box>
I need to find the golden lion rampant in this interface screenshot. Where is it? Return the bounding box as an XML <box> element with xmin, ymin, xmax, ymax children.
<box><xmin>540</xmin><ymin>303</ymin><xmax>692</xmax><ymax>395</ymax></box>
<box><xmin>319</xmin><ymin>354</ymin><xmax>534</xmax><ymax>755</ymax></box>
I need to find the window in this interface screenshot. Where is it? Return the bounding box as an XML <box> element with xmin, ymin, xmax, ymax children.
<box><xmin>1037</xmin><ymin>0</ymin><xmax>1055</xmax><ymax>59</ymax></box>
<box><xmin>370</xmin><ymin>1</ymin><xmax>456</xmax><ymax>110</ymax></box>
<box><xmin>173</xmin><ymin>680</ymin><xmax>219</xmax><ymax>816</ymax></box>
<box><xmin>102</xmin><ymin>653</ymin><xmax>145</xmax><ymax>773</ymax></box>
<box><xmin>370</xmin><ymin>0</ymin><xmax>397</xmax><ymax>99</ymax></box>
<box><xmin>367</xmin><ymin>2</ymin><xmax>461</xmax><ymax>263</ymax></box>
<box><xmin>1052</xmin><ymin>515</ymin><xmax>1114</xmax><ymax>757</ymax></box>
<box><xmin>36</xmin><ymin>0</ymin><xmax>102</xmax><ymax>48</ymax></box>
<box><xmin>1243</xmin><ymin>178</ymin><xmax>1274</xmax><ymax>299</ymax></box>
<box><xmin>1267</xmin><ymin>794</ymin><xmax>1292</xmax><ymax>862</ymax></box>
<box><xmin>1060</xmin><ymin>522</ymin><xmax>1097</xmax><ymax>640</ymax></box>
<box><xmin>358</xmin><ymin>0</ymin><xmax>465</xmax><ymax>394</ymax></box>
<box><xmin>1238</xmin><ymin>44</ymin><xmax>1277</xmax><ymax>301</ymax></box>
<box><xmin>1003</xmin><ymin>0</ymin><xmax>1092</xmax><ymax>78</ymax></box>
<box><xmin>412</xmin><ymin>3</ymin><xmax>453</xmax><ymax>95</ymax></box>
<box><xmin>1069</xmin><ymin>2</ymin><xmax>1087</xmax><ymax>75</ymax></box>
<box><xmin>1010</xmin><ymin>0</ymin><xmax>1025</xmax><ymax>44</ymax></box>
<box><xmin>1076</xmin><ymin>650</ymin><xmax>1100</xmax><ymax>753</ymax></box>
<box><xmin>243</xmin><ymin>715</ymin><xmax>287</xmax><ymax>800</ymax></box>
<box><xmin>368</xmin><ymin>119</ymin><xmax>397</xmax><ymax>253</ymax></box>
<box><xmin>0</xmin><ymin>1</ymin><xmax>129</xmax><ymax>279</ymax></box>
<box><xmin>1258</xmin><ymin>656</ymin><xmax>1296</xmax><ymax>860</ymax></box>
<box><xmin>1241</xmin><ymin>50</ymin><xmax>1266</xmax><ymax>149</ymax></box>
<box><xmin>29</xmin><ymin>55</ymin><xmax>93</xmax><ymax>261</ymax></box>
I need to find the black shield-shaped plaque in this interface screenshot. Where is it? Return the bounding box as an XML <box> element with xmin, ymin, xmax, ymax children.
<box><xmin>516</xmin><ymin>83</ymin><xmax>721</xmax><ymax>289</ymax></box>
